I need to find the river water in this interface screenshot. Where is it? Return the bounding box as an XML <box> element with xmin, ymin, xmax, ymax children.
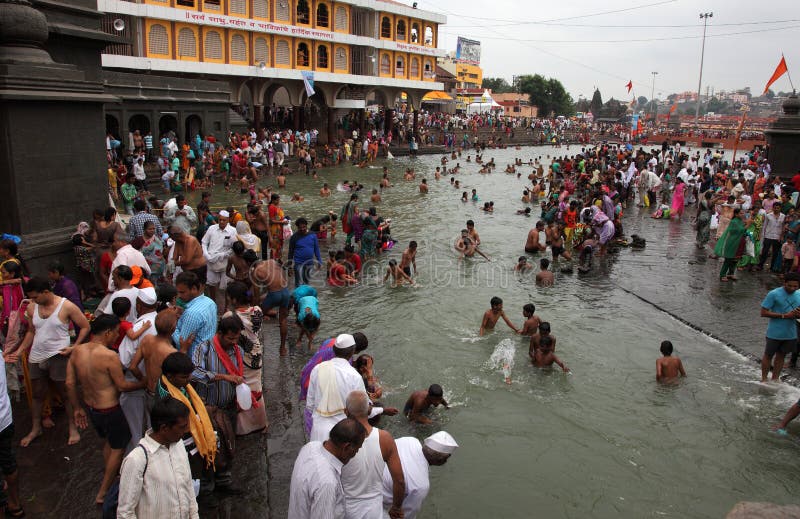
<box><xmin>196</xmin><ymin>145</ymin><xmax>800</xmax><ymax>518</ymax></box>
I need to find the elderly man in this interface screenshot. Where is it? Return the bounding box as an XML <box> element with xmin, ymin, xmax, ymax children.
<box><xmin>288</xmin><ymin>418</ymin><xmax>366</xmax><ymax>519</ymax></box>
<box><xmin>306</xmin><ymin>334</ymin><xmax>368</xmax><ymax>442</ymax></box>
<box><xmin>172</xmin><ymin>271</ymin><xmax>217</xmax><ymax>358</ymax></box>
<box><xmin>167</xmin><ymin>225</ymin><xmax>206</xmax><ymax>283</ymax></box>
<box><xmin>165</xmin><ymin>194</ymin><xmax>198</xmax><ymax>234</ymax></box>
<box><xmin>381</xmin><ymin>431</ymin><xmax>458</xmax><ymax>519</ymax></box>
<box><xmin>109</xmin><ymin>233</ymin><xmax>151</xmax><ymax>291</ymax></box>
<box><xmin>119</xmin><ymin>286</ymin><xmax>159</xmax><ymax>450</ymax></box>
<box><xmin>201</xmin><ymin>209</ymin><xmax>237</xmax><ymax>304</ymax></box>
<box><xmin>341</xmin><ymin>391</ymin><xmax>405</xmax><ymax>519</ymax></box>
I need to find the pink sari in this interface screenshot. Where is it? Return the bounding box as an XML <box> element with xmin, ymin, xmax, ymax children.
<box><xmin>671</xmin><ymin>183</ymin><xmax>686</xmax><ymax>217</ymax></box>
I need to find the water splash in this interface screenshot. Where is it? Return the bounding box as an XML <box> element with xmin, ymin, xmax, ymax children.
<box><xmin>487</xmin><ymin>339</ymin><xmax>516</xmax><ymax>384</ymax></box>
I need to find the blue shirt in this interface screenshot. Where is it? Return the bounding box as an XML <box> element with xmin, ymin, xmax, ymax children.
<box><xmin>173</xmin><ymin>295</ymin><xmax>218</xmax><ymax>356</ymax></box>
<box><xmin>296</xmin><ymin>296</ymin><xmax>320</xmax><ymax>322</ymax></box>
<box><xmin>292</xmin><ymin>285</ymin><xmax>317</xmax><ymax>301</ymax></box>
<box><xmin>289</xmin><ymin>231</ymin><xmax>322</xmax><ymax>266</ymax></box>
<box><xmin>761</xmin><ymin>287</ymin><xmax>800</xmax><ymax>340</ymax></box>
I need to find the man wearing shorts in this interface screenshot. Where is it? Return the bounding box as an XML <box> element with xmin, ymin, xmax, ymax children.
<box><xmin>254</xmin><ymin>258</ymin><xmax>290</xmax><ymax>356</ymax></box>
<box><xmin>10</xmin><ymin>277</ymin><xmax>89</xmax><ymax>448</ymax></box>
<box><xmin>760</xmin><ymin>272</ymin><xmax>800</xmax><ymax>382</ymax></box>
<box><xmin>66</xmin><ymin>315</ymin><xmax>145</xmax><ymax>505</ymax></box>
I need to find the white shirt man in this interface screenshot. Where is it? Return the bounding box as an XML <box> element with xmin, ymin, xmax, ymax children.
<box><xmin>201</xmin><ymin>209</ymin><xmax>236</xmax><ymax>290</ymax></box>
<box><xmin>764</xmin><ymin>210</ymin><xmax>786</xmax><ymax>241</ymax></box>
<box><xmin>164</xmin><ymin>197</ymin><xmax>198</xmax><ymax>234</ymax></box>
<box><xmin>133</xmin><ymin>160</ymin><xmax>146</xmax><ymax>182</ymax></box>
<box><xmin>306</xmin><ymin>335</ymin><xmax>366</xmax><ymax>442</ymax></box>
<box><xmin>109</xmin><ymin>243</ymin><xmax>150</xmax><ymax>291</ymax></box>
<box><xmin>381</xmin><ymin>432</ymin><xmax>458</xmax><ymax>519</ymax></box>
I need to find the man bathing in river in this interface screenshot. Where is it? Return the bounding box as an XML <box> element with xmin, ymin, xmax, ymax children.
<box><xmin>656</xmin><ymin>340</ymin><xmax>686</xmax><ymax>383</ymax></box>
<box><xmin>479</xmin><ymin>297</ymin><xmax>520</xmax><ymax>336</ymax></box>
<box><xmin>456</xmin><ymin>230</ymin><xmax>490</xmax><ymax>261</ymax></box>
<box><xmin>404</xmin><ymin>384</ymin><xmax>449</xmax><ymax>424</ymax></box>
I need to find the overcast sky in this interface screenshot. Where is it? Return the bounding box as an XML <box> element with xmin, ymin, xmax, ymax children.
<box><xmin>424</xmin><ymin>0</ymin><xmax>798</xmax><ymax>101</ymax></box>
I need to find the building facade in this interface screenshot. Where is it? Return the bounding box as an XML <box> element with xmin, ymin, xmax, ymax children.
<box><xmin>98</xmin><ymin>0</ymin><xmax>446</xmax><ymax>143</ymax></box>
<box><xmin>492</xmin><ymin>93</ymin><xmax>538</xmax><ymax>118</ymax></box>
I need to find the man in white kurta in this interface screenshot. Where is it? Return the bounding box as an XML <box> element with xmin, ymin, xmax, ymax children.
<box><xmin>306</xmin><ymin>334</ymin><xmax>365</xmax><ymax>442</ymax></box>
<box><xmin>288</xmin><ymin>418</ymin><xmax>366</xmax><ymax>519</ymax></box>
<box><xmin>381</xmin><ymin>431</ymin><xmax>458</xmax><ymax>519</ymax></box>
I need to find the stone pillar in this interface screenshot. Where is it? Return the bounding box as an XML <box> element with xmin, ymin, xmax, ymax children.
<box><xmin>387</xmin><ymin>108</ymin><xmax>395</xmax><ymax>141</ymax></box>
<box><xmin>765</xmin><ymin>94</ymin><xmax>800</xmax><ymax>178</ymax></box>
<box><xmin>293</xmin><ymin>106</ymin><xmax>301</xmax><ymax>130</ymax></box>
<box><xmin>358</xmin><ymin>108</ymin><xmax>365</xmax><ymax>137</ymax></box>
<box><xmin>253</xmin><ymin>104</ymin><xmax>262</xmax><ymax>130</ymax></box>
<box><xmin>0</xmin><ymin>0</ymin><xmax>117</xmax><ymax>272</ymax></box>
<box><xmin>413</xmin><ymin>109</ymin><xmax>419</xmax><ymax>141</ymax></box>
<box><xmin>327</xmin><ymin>108</ymin><xmax>336</xmax><ymax>145</ymax></box>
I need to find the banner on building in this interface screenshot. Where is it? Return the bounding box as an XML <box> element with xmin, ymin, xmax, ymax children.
<box><xmin>456</xmin><ymin>37</ymin><xmax>481</xmax><ymax>65</ymax></box>
<box><xmin>301</xmin><ymin>71</ymin><xmax>315</xmax><ymax>97</ymax></box>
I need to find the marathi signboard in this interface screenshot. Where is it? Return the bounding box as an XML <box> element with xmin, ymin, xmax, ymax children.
<box><xmin>456</xmin><ymin>37</ymin><xmax>481</xmax><ymax>65</ymax></box>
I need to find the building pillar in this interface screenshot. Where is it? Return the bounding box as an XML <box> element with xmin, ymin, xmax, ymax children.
<box><xmin>765</xmin><ymin>94</ymin><xmax>800</xmax><ymax>177</ymax></box>
<box><xmin>293</xmin><ymin>106</ymin><xmax>301</xmax><ymax>130</ymax></box>
<box><xmin>413</xmin><ymin>109</ymin><xmax>419</xmax><ymax>141</ymax></box>
<box><xmin>387</xmin><ymin>108</ymin><xmax>395</xmax><ymax>140</ymax></box>
<box><xmin>358</xmin><ymin>108</ymin><xmax>365</xmax><ymax>137</ymax></box>
<box><xmin>253</xmin><ymin>103</ymin><xmax>262</xmax><ymax>130</ymax></box>
<box><xmin>327</xmin><ymin>107</ymin><xmax>336</xmax><ymax>145</ymax></box>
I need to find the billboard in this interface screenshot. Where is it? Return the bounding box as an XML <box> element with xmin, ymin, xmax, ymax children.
<box><xmin>456</xmin><ymin>37</ymin><xmax>481</xmax><ymax>65</ymax></box>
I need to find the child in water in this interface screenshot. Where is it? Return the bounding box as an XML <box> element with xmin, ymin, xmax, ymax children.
<box><xmin>532</xmin><ymin>336</ymin><xmax>569</xmax><ymax>372</ymax></box>
<box><xmin>383</xmin><ymin>259</ymin><xmax>413</xmax><ymax>287</ymax></box>
<box><xmin>656</xmin><ymin>340</ymin><xmax>686</xmax><ymax>382</ymax></box>
<box><xmin>479</xmin><ymin>297</ymin><xmax>520</xmax><ymax>336</ymax></box>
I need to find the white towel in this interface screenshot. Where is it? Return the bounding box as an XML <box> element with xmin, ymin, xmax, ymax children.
<box><xmin>315</xmin><ymin>362</ymin><xmax>344</xmax><ymax>417</ymax></box>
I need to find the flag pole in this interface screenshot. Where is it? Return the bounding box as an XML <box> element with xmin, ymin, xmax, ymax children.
<box><xmin>785</xmin><ymin>54</ymin><xmax>796</xmax><ymax>92</ymax></box>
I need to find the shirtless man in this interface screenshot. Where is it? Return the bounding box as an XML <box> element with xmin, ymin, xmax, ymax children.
<box><xmin>548</xmin><ymin>222</ymin><xmax>572</xmax><ymax>261</ymax></box>
<box><xmin>380</xmin><ymin>174</ymin><xmax>392</xmax><ymax>189</ymax></box>
<box><xmin>514</xmin><ymin>256</ymin><xmax>532</xmax><ymax>272</ymax></box>
<box><xmin>656</xmin><ymin>340</ymin><xmax>686</xmax><ymax>383</ymax></box>
<box><xmin>371</xmin><ymin>189</ymin><xmax>382</xmax><ymax>204</ymax></box>
<box><xmin>404</xmin><ymin>384</ymin><xmax>449</xmax><ymax>424</ymax></box>
<box><xmin>276</xmin><ymin>170</ymin><xmax>287</xmax><ymax>188</ymax></box>
<box><xmin>320</xmin><ymin>183</ymin><xmax>331</xmax><ymax>197</ymax></box>
<box><xmin>466</xmin><ymin>220</ymin><xmax>481</xmax><ymax>246</ymax></box>
<box><xmin>246</xmin><ymin>204</ymin><xmax>270</xmax><ymax>260</ymax></box>
<box><xmin>536</xmin><ymin>258</ymin><xmax>555</xmax><ymax>286</ymax></box>
<box><xmin>529</xmin><ymin>321</ymin><xmax>556</xmax><ymax>357</ymax></box>
<box><xmin>290</xmin><ymin>192</ymin><xmax>304</xmax><ymax>202</ymax></box>
<box><xmin>520</xmin><ymin>304</ymin><xmax>542</xmax><ymax>336</ymax></box>
<box><xmin>419</xmin><ymin>179</ymin><xmax>429</xmax><ymax>193</ymax></box>
<box><xmin>66</xmin><ymin>315</ymin><xmax>145</xmax><ymax>504</ymax></box>
<box><xmin>399</xmin><ymin>241</ymin><xmax>418</xmax><ymax>278</ymax></box>
<box><xmin>128</xmin><ymin>311</ymin><xmax>181</xmax><ymax>397</ymax></box>
<box><xmin>434</xmin><ymin>167</ymin><xmax>442</xmax><ymax>181</ymax></box>
<box><xmin>532</xmin><ymin>336</ymin><xmax>569</xmax><ymax>372</ymax></box>
<box><xmin>525</xmin><ymin>221</ymin><xmax>547</xmax><ymax>253</ymax></box>
<box><xmin>479</xmin><ymin>297</ymin><xmax>520</xmax><ymax>336</ymax></box>
<box><xmin>254</xmin><ymin>258</ymin><xmax>290</xmax><ymax>355</ymax></box>
<box><xmin>455</xmin><ymin>230</ymin><xmax>489</xmax><ymax>261</ymax></box>
<box><xmin>384</xmin><ymin>259</ymin><xmax>413</xmax><ymax>287</ymax></box>
<box><xmin>7</xmin><ymin>277</ymin><xmax>90</xmax><ymax>447</ymax></box>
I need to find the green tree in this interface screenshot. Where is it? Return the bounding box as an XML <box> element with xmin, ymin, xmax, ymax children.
<box><xmin>637</xmin><ymin>96</ymin><xmax>648</xmax><ymax>110</ymax></box>
<box><xmin>482</xmin><ymin>77</ymin><xmax>512</xmax><ymax>93</ymax></box>
<box><xmin>516</xmin><ymin>74</ymin><xmax>574</xmax><ymax>117</ymax></box>
<box><xmin>589</xmin><ymin>88</ymin><xmax>603</xmax><ymax>117</ymax></box>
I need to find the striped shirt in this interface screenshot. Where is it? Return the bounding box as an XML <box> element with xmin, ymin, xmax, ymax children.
<box><xmin>191</xmin><ymin>339</ymin><xmax>242</xmax><ymax>408</ymax></box>
<box><xmin>128</xmin><ymin>211</ymin><xmax>163</xmax><ymax>239</ymax></box>
<box><xmin>173</xmin><ymin>295</ymin><xmax>217</xmax><ymax>357</ymax></box>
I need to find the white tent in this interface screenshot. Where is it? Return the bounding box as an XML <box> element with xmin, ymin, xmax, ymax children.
<box><xmin>466</xmin><ymin>89</ymin><xmax>504</xmax><ymax>115</ymax></box>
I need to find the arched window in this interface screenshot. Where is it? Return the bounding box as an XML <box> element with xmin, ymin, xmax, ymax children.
<box><xmin>424</xmin><ymin>26</ymin><xmax>434</xmax><ymax>45</ymax></box>
<box><xmin>204</xmin><ymin>30</ymin><xmax>222</xmax><ymax>60</ymax></box>
<box><xmin>395</xmin><ymin>56</ymin><xmax>405</xmax><ymax>76</ymax></box>
<box><xmin>317</xmin><ymin>45</ymin><xmax>329</xmax><ymax>68</ymax></box>
<box><xmin>316</xmin><ymin>3</ymin><xmax>329</xmax><ymax>27</ymax></box>
<box><xmin>334</xmin><ymin>46</ymin><xmax>347</xmax><ymax>70</ymax></box>
<box><xmin>334</xmin><ymin>6</ymin><xmax>348</xmax><ymax>31</ymax></box>
<box><xmin>396</xmin><ymin>20</ymin><xmax>406</xmax><ymax>40</ymax></box>
<box><xmin>177</xmin><ymin>28</ymin><xmax>197</xmax><ymax>58</ymax></box>
<box><xmin>147</xmin><ymin>24</ymin><xmax>169</xmax><ymax>55</ymax></box>
<box><xmin>411</xmin><ymin>23</ymin><xmax>420</xmax><ymax>43</ymax></box>
<box><xmin>275</xmin><ymin>0</ymin><xmax>290</xmax><ymax>21</ymax></box>
<box><xmin>229</xmin><ymin>0</ymin><xmax>246</xmax><ymax>15</ymax></box>
<box><xmin>423</xmin><ymin>60</ymin><xmax>433</xmax><ymax>78</ymax></box>
<box><xmin>297</xmin><ymin>0</ymin><xmax>310</xmax><ymax>24</ymax></box>
<box><xmin>410</xmin><ymin>57</ymin><xmax>419</xmax><ymax>78</ymax></box>
<box><xmin>276</xmin><ymin>39</ymin><xmax>290</xmax><ymax>65</ymax></box>
<box><xmin>380</xmin><ymin>53</ymin><xmax>391</xmax><ymax>75</ymax></box>
<box><xmin>254</xmin><ymin>37</ymin><xmax>269</xmax><ymax>65</ymax></box>
<box><xmin>253</xmin><ymin>0</ymin><xmax>269</xmax><ymax>18</ymax></box>
<box><xmin>297</xmin><ymin>42</ymin><xmax>310</xmax><ymax>66</ymax></box>
<box><xmin>231</xmin><ymin>34</ymin><xmax>247</xmax><ymax>62</ymax></box>
<box><xmin>381</xmin><ymin>17</ymin><xmax>392</xmax><ymax>38</ymax></box>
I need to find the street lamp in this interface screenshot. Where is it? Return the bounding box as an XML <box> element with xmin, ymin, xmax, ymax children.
<box><xmin>695</xmin><ymin>12</ymin><xmax>713</xmax><ymax>129</ymax></box>
<box><xmin>651</xmin><ymin>71</ymin><xmax>658</xmax><ymax>122</ymax></box>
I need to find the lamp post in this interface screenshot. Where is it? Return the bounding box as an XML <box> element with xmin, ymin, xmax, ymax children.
<box><xmin>650</xmin><ymin>71</ymin><xmax>658</xmax><ymax>123</ymax></box>
<box><xmin>695</xmin><ymin>12</ymin><xmax>713</xmax><ymax>129</ymax></box>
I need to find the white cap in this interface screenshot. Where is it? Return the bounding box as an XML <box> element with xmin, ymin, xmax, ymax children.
<box><xmin>334</xmin><ymin>333</ymin><xmax>356</xmax><ymax>350</ymax></box>
<box><xmin>218</xmin><ymin>210</ymin><xmax>230</xmax><ymax>218</ymax></box>
<box><xmin>424</xmin><ymin>431</ymin><xmax>458</xmax><ymax>454</ymax></box>
<box><xmin>137</xmin><ymin>286</ymin><xmax>157</xmax><ymax>306</ymax></box>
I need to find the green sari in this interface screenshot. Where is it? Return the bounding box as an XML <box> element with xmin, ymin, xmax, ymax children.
<box><xmin>737</xmin><ymin>212</ymin><xmax>763</xmax><ymax>267</ymax></box>
<box><xmin>714</xmin><ymin>216</ymin><xmax>746</xmax><ymax>259</ymax></box>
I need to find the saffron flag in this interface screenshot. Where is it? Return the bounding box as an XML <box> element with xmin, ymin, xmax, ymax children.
<box><xmin>669</xmin><ymin>103</ymin><xmax>677</xmax><ymax>114</ymax></box>
<box><xmin>763</xmin><ymin>56</ymin><xmax>788</xmax><ymax>95</ymax></box>
<box><xmin>301</xmin><ymin>71</ymin><xmax>315</xmax><ymax>97</ymax></box>
<box><xmin>626</xmin><ymin>80</ymin><xmax>633</xmax><ymax>94</ymax></box>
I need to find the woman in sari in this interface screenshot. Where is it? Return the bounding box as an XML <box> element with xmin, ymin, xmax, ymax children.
<box><xmin>140</xmin><ymin>220</ymin><xmax>165</xmax><ymax>283</ymax></box>
<box><xmin>695</xmin><ymin>192</ymin><xmax>714</xmax><ymax>249</ymax></box>
<box><xmin>71</xmin><ymin>221</ymin><xmax>97</xmax><ymax>296</ymax></box>
<box><xmin>236</xmin><ymin>221</ymin><xmax>262</xmax><ymax>256</ymax></box>
<box><xmin>714</xmin><ymin>208</ymin><xmax>749</xmax><ymax>282</ymax></box>
<box><xmin>267</xmin><ymin>194</ymin><xmax>287</xmax><ymax>259</ymax></box>
<box><xmin>737</xmin><ymin>201</ymin><xmax>764</xmax><ymax>270</ymax></box>
<box><xmin>670</xmin><ymin>178</ymin><xmax>686</xmax><ymax>220</ymax></box>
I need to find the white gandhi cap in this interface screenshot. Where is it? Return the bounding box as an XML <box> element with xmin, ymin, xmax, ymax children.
<box><xmin>334</xmin><ymin>333</ymin><xmax>356</xmax><ymax>350</ymax></box>
<box><xmin>424</xmin><ymin>431</ymin><xmax>458</xmax><ymax>454</ymax></box>
<box><xmin>137</xmin><ymin>286</ymin><xmax>157</xmax><ymax>306</ymax></box>
<box><xmin>218</xmin><ymin>210</ymin><xmax>230</xmax><ymax>218</ymax></box>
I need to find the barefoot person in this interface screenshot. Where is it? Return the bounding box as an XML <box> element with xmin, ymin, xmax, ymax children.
<box><xmin>128</xmin><ymin>311</ymin><xmax>183</xmax><ymax>403</ymax></box>
<box><xmin>759</xmin><ymin>272</ymin><xmax>800</xmax><ymax>382</ymax></box>
<box><xmin>254</xmin><ymin>258</ymin><xmax>291</xmax><ymax>355</ymax></box>
<box><xmin>11</xmin><ymin>277</ymin><xmax>90</xmax><ymax>447</ymax></box>
<box><xmin>479</xmin><ymin>297</ymin><xmax>520</xmax><ymax>336</ymax></box>
<box><xmin>66</xmin><ymin>315</ymin><xmax>145</xmax><ymax>504</ymax></box>
<box><xmin>403</xmin><ymin>384</ymin><xmax>449</xmax><ymax>425</ymax></box>
<box><xmin>656</xmin><ymin>340</ymin><xmax>686</xmax><ymax>383</ymax></box>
